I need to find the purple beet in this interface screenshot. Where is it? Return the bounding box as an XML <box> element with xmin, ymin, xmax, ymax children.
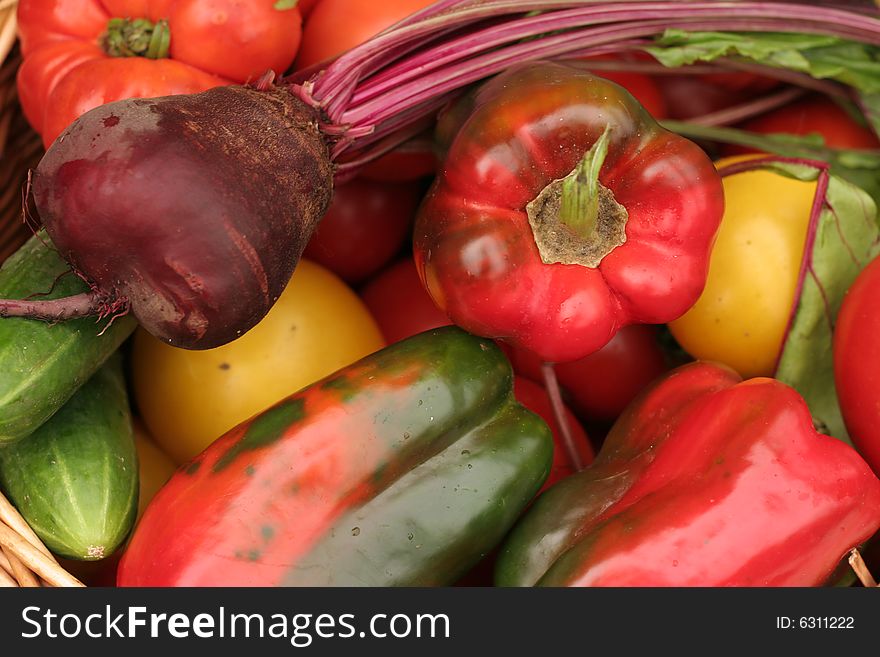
<box><xmin>30</xmin><ymin>85</ymin><xmax>333</xmax><ymax>349</ymax></box>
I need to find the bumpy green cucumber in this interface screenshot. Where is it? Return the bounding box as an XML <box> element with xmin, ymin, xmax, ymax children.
<box><xmin>0</xmin><ymin>234</ymin><xmax>136</xmax><ymax>444</ymax></box>
<box><xmin>0</xmin><ymin>353</ymin><xmax>138</xmax><ymax>560</ymax></box>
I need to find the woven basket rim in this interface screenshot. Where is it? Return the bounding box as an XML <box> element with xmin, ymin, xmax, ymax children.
<box><xmin>0</xmin><ymin>488</ymin><xmax>85</xmax><ymax>587</ymax></box>
<box><xmin>0</xmin><ymin>0</ymin><xmax>83</xmax><ymax>587</ymax></box>
<box><xmin>0</xmin><ymin>1</ymin><xmax>18</xmax><ymax>67</ymax></box>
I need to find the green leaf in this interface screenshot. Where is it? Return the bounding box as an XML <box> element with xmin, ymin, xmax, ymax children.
<box><xmin>646</xmin><ymin>30</ymin><xmax>880</xmax><ymax>95</ymax></box>
<box><xmin>858</xmin><ymin>91</ymin><xmax>880</xmax><ymax>143</ymax></box>
<box><xmin>274</xmin><ymin>0</ymin><xmax>298</xmax><ymax>10</ymax></box>
<box><xmin>758</xmin><ymin>162</ymin><xmax>880</xmax><ymax>444</ymax></box>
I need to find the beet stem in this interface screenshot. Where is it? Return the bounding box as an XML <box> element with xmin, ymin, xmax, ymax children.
<box><xmin>687</xmin><ymin>87</ymin><xmax>810</xmax><ymax>127</ymax></box>
<box><xmin>339</xmin><ymin>16</ymin><xmax>872</xmax><ymax>129</ymax></box>
<box><xmin>542</xmin><ymin>362</ymin><xmax>586</xmax><ymax>472</ymax></box>
<box><xmin>0</xmin><ymin>292</ymin><xmax>114</xmax><ymax>323</ymax></box>
<box><xmin>295</xmin><ymin>1</ymin><xmax>880</xmax><ymax>165</ymax></box>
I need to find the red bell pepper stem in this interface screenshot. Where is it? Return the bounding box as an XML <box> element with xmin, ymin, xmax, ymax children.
<box><xmin>542</xmin><ymin>362</ymin><xmax>586</xmax><ymax>471</ymax></box>
<box><xmin>559</xmin><ymin>125</ymin><xmax>612</xmax><ymax>239</ymax></box>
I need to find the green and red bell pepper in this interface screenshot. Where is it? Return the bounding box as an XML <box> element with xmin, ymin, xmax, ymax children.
<box><xmin>496</xmin><ymin>361</ymin><xmax>880</xmax><ymax>587</ymax></box>
<box><xmin>117</xmin><ymin>326</ymin><xmax>553</xmax><ymax>586</ymax></box>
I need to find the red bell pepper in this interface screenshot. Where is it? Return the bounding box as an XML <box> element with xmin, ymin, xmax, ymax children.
<box><xmin>414</xmin><ymin>61</ymin><xmax>724</xmax><ymax>363</ymax></box>
<box><xmin>496</xmin><ymin>361</ymin><xmax>880</xmax><ymax>587</ymax></box>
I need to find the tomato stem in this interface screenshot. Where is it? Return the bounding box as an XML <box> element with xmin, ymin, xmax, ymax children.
<box><xmin>102</xmin><ymin>18</ymin><xmax>171</xmax><ymax>59</ymax></box>
<box><xmin>147</xmin><ymin>20</ymin><xmax>171</xmax><ymax>59</ymax></box>
<box><xmin>541</xmin><ymin>362</ymin><xmax>586</xmax><ymax>472</ymax></box>
<box><xmin>560</xmin><ymin>125</ymin><xmax>611</xmax><ymax>240</ymax></box>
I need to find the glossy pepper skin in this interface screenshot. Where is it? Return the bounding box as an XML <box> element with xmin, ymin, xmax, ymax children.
<box><xmin>414</xmin><ymin>62</ymin><xmax>724</xmax><ymax>363</ymax></box>
<box><xmin>496</xmin><ymin>362</ymin><xmax>880</xmax><ymax>587</ymax></box>
<box><xmin>117</xmin><ymin>326</ymin><xmax>553</xmax><ymax>587</ymax></box>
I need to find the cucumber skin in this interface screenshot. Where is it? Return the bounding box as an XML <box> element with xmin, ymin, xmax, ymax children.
<box><xmin>0</xmin><ymin>353</ymin><xmax>139</xmax><ymax>560</ymax></box>
<box><xmin>0</xmin><ymin>234</ymin><xmax>136</xmax><ymax>444</ymax></box>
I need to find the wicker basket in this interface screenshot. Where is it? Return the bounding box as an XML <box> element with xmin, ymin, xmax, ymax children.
<box><xmin>0</xmin><ymin>489</ymin><xmax>84</xmax><ymax>587</ymax></box>
<box><xmin>0</xmin><ymin>0</ymin><xmax>877</xmax><ymax>591</ymax></box>
<box><xmin>1</xmin><ymin>4</ymin><xmax>43</xmax><ymax>265</ymax></box>
<box><xmin>0</xmin><ymin>1</ymin><xmax>82</xmax><ymax>588</ymax></box>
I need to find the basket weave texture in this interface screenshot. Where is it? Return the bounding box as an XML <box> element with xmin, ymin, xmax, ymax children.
<box><xmin>0</xmin><ymin>0</ymin><xmax>83</xmax><ymax>588</ymax></box>
<box><xmin>1</xmin><ymin>1</ymin><xmax>42</xmax><ymax>265</ymax></box>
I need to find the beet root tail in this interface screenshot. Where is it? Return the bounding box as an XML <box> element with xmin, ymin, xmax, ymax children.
<box><xmin>0</xmin><ymin>292</ymin><xmax>127</xmax><ymax>323</ymax></box>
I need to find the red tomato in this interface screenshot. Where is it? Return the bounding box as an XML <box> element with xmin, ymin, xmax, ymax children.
<box><xmin>17</xmin><ymin>0</ymin><xmax>303</xmax><ymax>146</ymax></box>
<box><xmin>834</xmin><ymin>255</ymin><xmax>880</xmax><ymax>477</ymax></box>
<box><xmin>575</xmin><ymin>55</ymin><xmax>666</xmax><ymax>118</ymax></box>
<box><xmin>657</xmin><ymin>70</ymin><xmax>780</xmax><ymax>122</ymax></box>
<box><xmin>506</xmin><ymin>325</ymin><xmax>669</xmax><ymax>423</ymax></box>
<box><xmin>360</xmin><ymin>133</ymin><xmax>438</xmax><ymax>182</ymax></box>
<box><xmin>659</xmin><ymin>74</ymin><xmax>754</xmax><ymax>120</ymax></box>
<box><xmin>303</xmin><ymin>178</ymin><xmax>422</xmax><ymax>283</ymax></box>
<box><xmin>588</xmin><ymin>70</ymin><xmax>667</xmax><ymax>119</ymax></box>
<box><xmin>699</xmin><ymin>71</ymin><xmax>780</xmax><ymax>93</ymax></box>
<box><xmin>38</xmin><ymin>58</ymin><xmax>225</xmax><ymax>145</ymax></box>
<box><xmin>513</xmin><ymin>376</ymin><xmax>594</xmax><ymax>493</ymax></box>
<box><xmin>728</xmin><ymin>95</ymin><xmax>880</xmax><ymax>153</ymax></box>
<box><xmin>295</xmin><ymin>0</ymin><xmax>435</xmax><ymax>70</ymax></box>
<box><xmin>360</xmin><ymin>257</ymin><xmax>452</xmax><ymax>344</ymax></box>
<box><xmin>165</xmin><ymin>1</ymin><xmax>303</xmax><ymax>82</ymax></box>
